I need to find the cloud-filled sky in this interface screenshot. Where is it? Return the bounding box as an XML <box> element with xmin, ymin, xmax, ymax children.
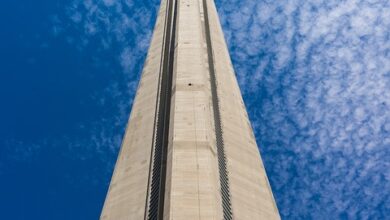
<box><xmin>0</xmin><ymin>0</ymin><xmax>389</xmax><ymax>219</ymax></box>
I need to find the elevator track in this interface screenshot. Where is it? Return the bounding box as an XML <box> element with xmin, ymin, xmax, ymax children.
<box><xmin>202</xmin><ymin>0</ymin><xmax>233</xmax><ymax>219</ymax></box>
<box><xmin>146</xmin><ymin>0</ymin><xmax>178</xmax><ymax>219</ymax></box>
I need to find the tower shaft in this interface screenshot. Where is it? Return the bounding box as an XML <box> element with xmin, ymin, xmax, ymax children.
<box><xmin>101</xmin><ymin>0</ymin><xmax>280</xmax><ymax>219</ymax></box>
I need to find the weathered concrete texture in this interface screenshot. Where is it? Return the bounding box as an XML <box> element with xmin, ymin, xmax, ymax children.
<box><xmin>164</xmin><ymin>0</ymin><xmax>222</xmax><ymax>219</ymax></box>
<box><xmin>101</xmin><ymin>0</ymin><xmax>280</xmax><ymax>219</ymax></box>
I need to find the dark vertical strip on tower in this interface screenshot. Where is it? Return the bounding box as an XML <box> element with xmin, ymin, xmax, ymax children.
<box><xmin>147</xmin><ymin>0</ymin><xmax>178</xmax><ymax>219</ymax></box>
<box><xmin>202</xmin><ymin>0</ymin><xmax>233</xmax><ymax>219</ymax></box>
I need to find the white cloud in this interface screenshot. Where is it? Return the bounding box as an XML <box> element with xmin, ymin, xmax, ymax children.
<box><xmin>38</xmin><ymin>0</ymin><xmax>390</xmax><ymax>217</ymax></box>
<box><xmin>102</xmin><ymin>0</ymin><xmax>115</xmax><ymax>7</ymax></box>
<box><xmin>217</xmin><ymin>0</ymin><xmax>390</xmax><ymax>218</ymax></box>
<box><xmin>42</xmin><ymin>0</ymin><xmax>160</xmax><ymax>172</ymax></box>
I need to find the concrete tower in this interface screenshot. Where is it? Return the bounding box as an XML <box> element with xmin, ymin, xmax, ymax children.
<box><xmin>100</xmin><ymin>0</ymin><xmax>280</xmax><ymax>219</ymax></box>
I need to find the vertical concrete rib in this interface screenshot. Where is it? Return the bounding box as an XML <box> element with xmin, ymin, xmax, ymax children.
<box><xmin>204</xmin><ymin>0</ymin><xmax>281</xmax><ymax>219</ymax></box>
<box><xmin>100</xmin><ymin>0</ymin><xmax>169</xmax><ymax>219</ymax></box>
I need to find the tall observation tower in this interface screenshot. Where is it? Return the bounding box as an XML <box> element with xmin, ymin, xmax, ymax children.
<box><xmin>100</xmin><ymin>0</ymin><xmax>280</xmax><ymax>219</ymax></box>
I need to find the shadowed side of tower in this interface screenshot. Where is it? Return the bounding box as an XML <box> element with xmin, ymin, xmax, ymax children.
<box><xmin>100</xmin><ymin>0</ymin><xmax>280</xmax><ymax>219</ymax></box>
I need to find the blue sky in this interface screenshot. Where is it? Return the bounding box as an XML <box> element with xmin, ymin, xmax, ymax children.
<box><xmin>0</xmin><ymin>0</ymin><xmax>389</xmax><ymax>219</ymax></box>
